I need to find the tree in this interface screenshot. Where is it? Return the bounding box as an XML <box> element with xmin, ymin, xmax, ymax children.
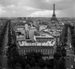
<box><xmin>31</xmin><ymin>66</ymin><xmax>41</xmax><ymax>69</ymax></box>
<box><xmin>56</xmin><ymin>46</ymin><xmax>61</xmax><ymax>52</ymax></box>
<box><xmin>58</xmin><ymin>57</ymin><xmax>66</xmax><ymax>69</ymax></box>
<box><xmin>8</xmin><ymin>20</ymin><xmax>12</xmax><ymax>46</ymax></box>
<box><xmin>13</xmin><ymin>63</ymin><xmax>22</xmax><ymax>69</ymax></box>
<box><xmin>61</xmin><ymin>48</ymin><xmax>66</xmax><ymax>57</ymax></box>
<box><xmin>53</xmin><ymin>52</ymin><xmax>61</xmax><ymax>61</ymax></box>
<box><xmin>25</xmin><ymin>64</ymin><xmax>31</xmax><ymax>69</ymax></box>
<box><xmin>59</xmin><ymin>23</ymin><xmax>68</xmax><ymax>47</ymax></box>
<box><xmin>26</xmin><ymin>51</ymin><xmax>43</xmax><ymax>68</ymax></box>
<box><xmin>38</xmin><ymin>58</ymin><xmax>45</xmax><ymax>68</ymax></box>
<box><xmin>26</xmin><ymin>51</ymin><xmax>42</xmax><ymax>63</ymax></box>
<box><xmin>7</xmin><ymin>43</ymin><xmax>19</xmax><ymax>59</ymax></box>
<box><xmin>49</xmin><ymin>59</ymin><xmax>54</xmax><ymax>69</ymax></box>
<box><xmin>30</xmin><ymin>58</ymin><xmax>36</xmax><ymax>67</ymax></box>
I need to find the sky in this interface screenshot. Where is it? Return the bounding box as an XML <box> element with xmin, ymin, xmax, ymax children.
<box><xmin>0</xmin><ymin>0</ymin><xmax>75</xmax><ymax>17</ymax></box>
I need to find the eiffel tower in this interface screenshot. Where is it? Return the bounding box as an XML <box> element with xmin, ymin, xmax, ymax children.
<box><xmin>51</xmin><ymin>4</ymin><xmax>58</xmax><ymax>23</ymax></box>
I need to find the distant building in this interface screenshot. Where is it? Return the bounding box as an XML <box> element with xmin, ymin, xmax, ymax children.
<box><xmin>14</xmin><ymin>26</ymin><xmax>25</xmax><ymax>41</ymax></box>
<box><xmin>39</xmin><ymin>25</ymin><xmax>47</xmax><ymax>31</ymax></box>
<box><xmin>42</xmin><ymin>28</ymin><xmax>61</xmax><ymax>46</ymax></box>
<box><xmin>28</xmin><ymin>26</ymin><xmax>37</xmax><ymax>40</ymax></box>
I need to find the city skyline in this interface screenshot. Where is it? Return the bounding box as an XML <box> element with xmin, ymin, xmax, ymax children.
<box><xmin>0</xmin><ymin>0</ymin><xmax>75</xmax><ymax>17</ymax></box>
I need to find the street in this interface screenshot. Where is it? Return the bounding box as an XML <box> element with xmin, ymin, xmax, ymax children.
<box><xmin>66</xmin><ymin>27</ymin><xmax>75</xmax><ymax>69</ymax></box>
<box><xmin>1</xmin><ymin>24</ymin><xmax>8</xmax><ymax>69</ymax></box>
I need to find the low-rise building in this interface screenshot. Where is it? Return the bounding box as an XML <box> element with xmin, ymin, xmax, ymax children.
<box><xmin>15</xmin><ymin>28</ymin><xmax>56</xmax><ymax>59</ymax></box>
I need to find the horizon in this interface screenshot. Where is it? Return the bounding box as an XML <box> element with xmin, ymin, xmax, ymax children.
<box><xmin>0</xmin><ymin>17</ymin><xmax>75</xmax><ymax>18</ymax></box>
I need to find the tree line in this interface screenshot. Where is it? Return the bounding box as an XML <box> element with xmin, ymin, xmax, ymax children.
<box><xmin>7</xmin><ymin>42</ymin><xmax>66</xmax><ymax>69</ymax></box>
<box><xmin>0</xmin><ymin>20</ymin><xmax>9</xmax><ymax>67</ymax></box>
<box><xmin>69</xmin><ymin>24</ymin><xmax>75</xmax><ymax>54</ymax></box>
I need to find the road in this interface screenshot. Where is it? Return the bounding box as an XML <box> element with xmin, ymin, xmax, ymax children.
<box><xmin>1</xmin><ymin>24</ymin><xmax>8</xmax><ymax>69</ymax></box>
<box><xmin>66</xmin><ymin>27</ymin><xmax>75</xmax><ymax>69</ymax></box>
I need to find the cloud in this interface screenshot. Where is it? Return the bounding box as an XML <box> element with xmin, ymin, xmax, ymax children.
<box><xmin>28</xmin><ymin>5</ymin><xmax>75</xmax><ymax>17</ymax></box>
<box><xmin>1</xmin><ymin>4</ymin><xmax>41</xmax><ymax>17</ymax></box>
<box><xmin>0</xmin><ymin>0</ymin><xmax>74</xmax><ymax>17</ymax></box>
<box><xmin>0</xmin><ymin>0</ymin><xmax>74</xmax><ymax>10</ymax></box>
<box><xmin>5</xmin><ymin>4</ymin><xmax>40</xmax><ymax>11</ymax></box>
<box><xmin>24</xmin><ymin>6</ymin><xmax>40</xmax><ymax>11</ymax></box>
<box><xmin>28</xmin><ymin>10</ymin><xmax>59</xmax><ymax>17</ymax></box>
<box><xmin>0</xmin><ymin>5</ymin><xmax>6</xmax><ymax>16</ymax></box>
<box><xmin>43</xmin><ymin>0</ymin><xmax>63</xmax><ymax>3</ymax></box>
<box><xmin>6</xmin><ymin>5</ymin><xmax>15</xmax><ymax>8</ymax></box>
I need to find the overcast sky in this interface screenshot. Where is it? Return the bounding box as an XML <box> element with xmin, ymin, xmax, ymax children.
<box><xmin>0</xmin><ymin>0</ymin><xmax>75</xmax><ymax>17</ymax></box>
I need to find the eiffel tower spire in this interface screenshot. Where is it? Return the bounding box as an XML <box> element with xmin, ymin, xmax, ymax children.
<box><xmin>52</xmin><ymin>4</ymin><xmax>56</xmax><ymax>18</ymax></box>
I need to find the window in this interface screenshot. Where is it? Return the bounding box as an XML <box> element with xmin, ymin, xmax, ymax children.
<box><xmin>24</xmin><ymin>50</ymin><xmax>25</xmax><ymax>55</ymax></box>
<box><xmin>36</xmin><ymin>49</ymin><xmax>37</xmax><ymax>52</ymax></box>
<box><xmin>41</xmin><ymin>50</ymin><xmax>42</xmax><ymax>52</ymax></box>
<box><xmin>26</xmin><ymin>31</ymin><xmax>30</xmax><ymax>39</ymax></box>
<box><xmin>20</xmin><ymin>41</ymin><xmax>22</xmax><ymax>44</ymax></box>
<box><xmin>51</xmin><ymin>41</ymin><xmax>54</xmax><ymax>44</ymax></box>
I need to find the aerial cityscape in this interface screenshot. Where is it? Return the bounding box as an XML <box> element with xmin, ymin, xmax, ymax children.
<box><xmin>0</xmin><ymin>0</ymin><xmax>75</xmax><ymax>69</ymax></box>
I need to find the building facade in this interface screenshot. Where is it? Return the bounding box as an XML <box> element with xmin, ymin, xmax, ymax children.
<box><xmin>14</xmin><ymin>23</ymin><xmax>57</xmax><ymax>59</ymax></box>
